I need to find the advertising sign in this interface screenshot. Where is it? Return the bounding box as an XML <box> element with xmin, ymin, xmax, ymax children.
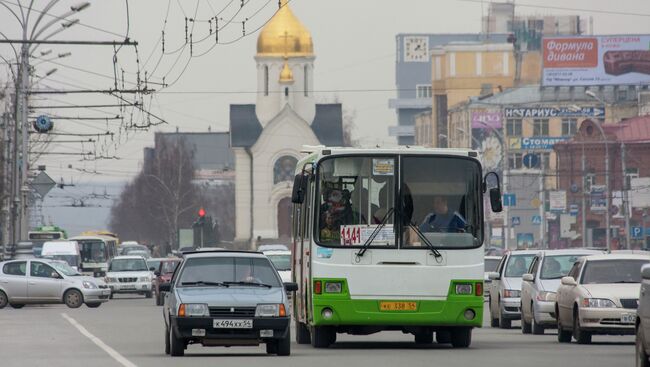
<box><xmin>508</xmin><ymin>136</ymin><xmax>570</xmax><ymax>150</ymax></box>
<box><xmin>517</xmin><ymin>233</ymin><xmax>535</xmax><ymax>248</ymax></box>
<box><xmin>549</xmin><ymin>190</ymin><xmax>567</xmax><ymax>212</ymax></box>
<box><xmin>590</xmin><ymin>185</ymin><xmax>607</xmax><ymax>212</ymax></box>
<box><xmin>471</xmin><ymin>111</ymin><xmax>502</xmax><ymax>129</ymax></box>
<box><xmin>542</xmin><ymin>35</ymin><xmax>650</xmax><ymax>86</ymax></box>
<box><xmin>504</xmin><ymin>107</ymin><xmax>605</xmax><ymax>118</ymax></box>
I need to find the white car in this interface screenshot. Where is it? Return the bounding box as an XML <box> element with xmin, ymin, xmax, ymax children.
<box><xmin>556</xmin><ymin>253</ymin><xmax>650</xmax><ymax>344</ymax></box>
<box><xmin>520</xmin><ymin>249</ymin><xmax>602</xmax><ymax>335</ymax></box>
<box><xmin>104</xmin><ymin>256</ymin><xmax>153</xmax><ymax>298</ymax></box>
<box><xmin>488</xmin><ymin>250</ymin><xmax>538</xmax><ymax>328</ymax></box>
<box><xmin>484</xmin><ymin>256</ymin><xmax>501</xmax><ymax>299</ymax></box>
<box><xmin>636</xmin><ymin>264</ymin><xmax>650</xmax><ymax>367</ymax></box>
<box><xmin>263</xmin><ymin>249</ymin><xmax>291</xmax><ymax>283</ymax></box>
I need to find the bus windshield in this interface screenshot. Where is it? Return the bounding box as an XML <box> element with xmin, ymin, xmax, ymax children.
<box><xmin>79</xmin><ymin>240</ymin><xmax>107</xmax><ymax>263</ymax></box>
<box><xmin>315</xmin><ymin>155</ymin><xmax>482</xmax><ymax>248</ymax></box>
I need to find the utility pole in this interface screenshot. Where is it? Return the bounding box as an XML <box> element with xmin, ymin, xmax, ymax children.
<box><xmin>539</xmin><ymin>156</ymin><xmax>546</xmax><ymax>248</ymax></box>
<box><xmin>621</xmin><ymin>142</ymin><xmax>630</xmax><ymax>249</ymax></box>
<box><xmin>581</xmin><ymin>140</ymin><xmax>587</xmax><ymax>247</ymax></box>
<box><xmin>502</xmin><ymin>106</ymin><xmax>510</xmax><ymax>250</ymax></box>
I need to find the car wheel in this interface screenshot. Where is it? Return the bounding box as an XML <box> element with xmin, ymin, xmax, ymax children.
<box><xmin>156</xmin><ymin>293</ymin><xmax>163</xmax><ymax>306</ymax></box>
<box><xmin>499</xmin><ymin>310</ymin><xmax>511</xmax><ymax>329</ymax></box>
<box><xmin>521</xmin><ymin>305</ymin><xmax>532</xmax><ymax>334</ymax></box>
<box><xmin>0</xmin><ymin>290</ymin><xmax>7</xmax><ymax>309</ymax></box>
<box><xmin>414</xmin><ymin>331</ymin><xmax>433</xmax><ymax>344</ymax></box>
<box><xmin>450</xmin><ymin>327</ymin><xmax>472</xmax><ymax>348</ymax></box>
<box><xmin>145</xmin><ymin>291</ymin><xmax>153</xmax><ymax>299</ymax></box>
<box><xmin>169</xmin><ymin>326</ymin><xmax>185</xmax><ymax>356</ymax></box>
<box><xmin>557</xmin><ymin>317</ymin><xmax>572</xmax><ymax>343</ymax></box>
<box><xmin>109</xmin><ymin>293</ymin><xmax>114</xmax><ymax>300</ymax></box>
<box><xmin>164</xmin><ymin>326</ymin><xmax>170</xmax><ymax>355</ymax></box>
<box><xmin>266</xmin><ymin>341</ymin><xmax>278</xmax><ymax>354</ymax></box>
<box><xmin>276</xmin><ymin>329</ymin><xmax>291</xmax><ymax>356</ymax></box>
<box><xmin>573</xmin><ymin>309</ymin><xmax>592</xmax><ymax>344</ymax></box>
<box><xmin>311</xmin><ymin>326</ymin><xmax>333</xmax><ymax>348</ymax></box>
<box><xmin>637</xmin><ymin>326</ymin><xmax>650</xmax><ymax>367</ymax></box>
<box><xmin>86</xmin><ymin>303</ymin><xmax>101</xmax><ymax>308</ymax></box>
<box><xmin>295</xmin><ymin>321</ymin><xmax>311</xmax><ymax>344</ymax></box>
<box><xmin>531</xmin><ymin>312</ymin><xmax>544</xmax><ymax>335</ymax></box>
<box><xmin>10</xmin><ymin>303</ymin><xmax>25</xmax><ymax>309</ymax></box>
<box><xmin>64</xmin><ymin>289</ymin><xmax>84</xmax><ymax>309</ymax></box>
<box><xmin>436</xmin><ymin>330</ymin><xmax>451</xmax><ymax>344</ymax></box>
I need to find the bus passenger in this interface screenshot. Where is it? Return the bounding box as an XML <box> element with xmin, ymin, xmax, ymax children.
<box><xmin>419</xmin><ymin>196</ymin><xmax>466</xmax><ymax>233</ymax></box>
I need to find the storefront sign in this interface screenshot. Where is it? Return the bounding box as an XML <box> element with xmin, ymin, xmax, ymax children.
<box><xmin>471</xmin><ymin>111</ymin><xmax>502</xmax><ymax>129</ymax></box>
<box><xmin>504</xmin><ymin>107</ymin><xmax>605</xmax><ymax>118</ymax></box>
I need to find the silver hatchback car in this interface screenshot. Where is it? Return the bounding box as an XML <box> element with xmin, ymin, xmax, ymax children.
<box><xmin>161</xmin><ymin>251</ymin><xmax>298</xmax><ymax>357</ymax></box>
<box><xmin>0</xmin><ymin>259</ymin><xmax>111</xmax><ymax>308</ymax></box>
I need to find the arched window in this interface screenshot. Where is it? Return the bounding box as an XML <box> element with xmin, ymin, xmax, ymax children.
<box><xmin>273</xmin><ymin>156</ymin><xmax>298</xmax><ymax>184</ymax></box>
<box><xmin>264</xmin><ymin>65</ymin><xmax>269</xmax><ymax>96</ymax></box>
<box><xmin>304</xmin><ymin>65</ymin><xmax>309</xmax><ymax>97</ymax></box>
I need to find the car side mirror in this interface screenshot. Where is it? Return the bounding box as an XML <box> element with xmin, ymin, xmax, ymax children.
<box><xmin>488</xmin><ymin>272</ymin><xmax>500</xmax><ymax>281</ymax></box>
<box><xmin>51</xmin><ymin>272</ymin><xmax>61</xmax><ymax>279</ymax></box>
<box><xmin>522</xmin><ymin>273</ymin><xmax>534</xmax><ymax>282</ymax></box>
<box><xmin>291</xmin><ymin>174</ymin><xmax>307</xmax><ymax>204</ymax></box>
<box><xmin>284</xmin><ymin>282</ymin><xmax>298</xmax><ymax>292</ymax></box>
<box><xmin>149</xmin><ymin>267</ymin><xmax>156</xmax><ymax>271</ymax></box>
<box><xmin>154</xmin><ymin>271</ymin><xmax>161</xmax><ymax>277</ymax></box>
<box><xmin>158</xmin><ymin>282</ymin><xmax>171</xmax><ymax>292</ymax></box>
<box><xmin>561</xmin><ymin>276</ymin><xmax>577</xmax><ymax>286</ymax></box>
<box><xmin>642</xmin><ymin>265</ymin><xmax>650</xmax><ymax>280</ymax></box>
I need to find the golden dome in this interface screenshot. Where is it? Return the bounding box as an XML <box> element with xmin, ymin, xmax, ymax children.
<box><xmin>279</xmin><ymin>59</ymin><xmax>294</xmax><ymax>83</ymax></box>
<box><xmin>256</xmin><ymin>0</ymin><xmax>313</xmax><ymax>57</ymax></box>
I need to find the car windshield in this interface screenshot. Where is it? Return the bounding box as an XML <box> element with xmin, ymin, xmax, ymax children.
<box><xmin>79</xmin><ymin>240</ymin><xmax>107</xmax><ymax>263</ymax></box>
<box><xmin>49</xmin><ymin>261</ymin><xmax>79</xmax><ymax>276</ymax></box>
<box><xmin>485</xmin><ymin>258</ymin><xmax>500</xmax><ymax>272</ymax></box>
<box><xmin>540</xmin><ymin>254</ymin><xmax>584</xmax><ymax>279</ymax></box>
<box><xmin>581</xmin><ymin>259</ymin><xmax>650</xmax><ymax>284</ymax></box>
<box><xmin>178</xmin><ymin>257</ymin><xmax>281</xmax><ymax>287</ymax></box>
<box><xmin>504</xmin><ymin>254</ymin><xmax>535</xmax><ymax>278</ymax></box>
<box><xmin>147</xmin><ymin>260</ymin><xmax>161</xmax><ymax>271</ymax></box>
<box><xmin>161</xmin><ymin>261</ymin><xmax>180</xmax><ymax>274</ymax></box>
<box><xmin>267</xmin><ymin>254</ymin><xmax>291</xmax><ymax>271</ymax></box>
<box><xmin>109</xmin><ymin>258</ymin><xmax>148</xmax><ymax>272</ymax></box>
<box><xmin>45</xmin><ymin>255</ymin><xmax>79</xmax><ymax>267</ymax></box>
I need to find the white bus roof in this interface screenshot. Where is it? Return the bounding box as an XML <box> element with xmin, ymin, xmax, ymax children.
<box><xmin>69</xmin><ymin>235</ymin><xmax>118</xmax><ymax>242</ymax></box>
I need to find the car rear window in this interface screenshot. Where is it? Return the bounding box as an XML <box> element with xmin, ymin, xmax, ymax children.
<box><xmin>581</xmin><ymin>259</ymin><xmax>650</xmax><ymax>284</ymax></box>
<box><xmin>178</xmin><ymin>257</ymin><xmax>281</xmax><ymax>287</ymax></box>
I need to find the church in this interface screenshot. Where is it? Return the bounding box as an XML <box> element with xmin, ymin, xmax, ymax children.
<box><xmin>230</xmin><ymin>1</ymin><xmax>344</xmax><ymax>247</ymax></box>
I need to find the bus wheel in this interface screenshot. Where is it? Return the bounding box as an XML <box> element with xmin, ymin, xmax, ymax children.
<box><xmin>296</xmin><ymin>322</ymin><xmax>311</xmax><ymax>344</ymax></box>
<box><xmin>311</xmin><ymin>326</ymin><xmax>333</xmax><ymax>348</ymax></box>
<box><xmin>414</xmin><ymin>332</ymin><xmax>433</xmax><ymax>344</ymax></box>
<box><xmin>436</xmin><ymin>330</ymin><xmax>451</xmax><ymax>344</ymax></box>
<box><xmin>450</xmin><ymin>328</ymin><xmax>472</xmax><ymax>348</ymax></box>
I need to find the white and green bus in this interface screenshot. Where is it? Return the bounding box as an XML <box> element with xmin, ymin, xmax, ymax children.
<box><xmin>290</xmin><ymin>147</ymin><xmax>502</xmax><ymax>348</ymax></box>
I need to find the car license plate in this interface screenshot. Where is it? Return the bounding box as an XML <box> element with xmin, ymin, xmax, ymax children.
<box><xmin>379</xmin><ymin>301</ymin><xmax>417</xmax><ymax>311</ymax></box>
<box><xmin>213</xmin><ymin>319</ymin><xmax>253</xmax><ymax>329</ymax></box>
<box><xmin>121</xmin><ymin>285</ymin><xmax>135</xmax><ymax>290</ymax></box>
<box><xmin>621</xmin><ymin>313</ymin><xmax>637</xmax><ymax>324</ymax></box>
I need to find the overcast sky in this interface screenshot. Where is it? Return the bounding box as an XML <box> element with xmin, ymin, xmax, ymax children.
<box><xmin>2</xmin><ymin>0</ymin><xmax>650</xmax><ymax>234</ymax></box>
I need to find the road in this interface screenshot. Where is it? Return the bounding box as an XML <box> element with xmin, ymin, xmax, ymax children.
<box><xmin>0</xmin><ymin>296</ymin><xmax>635</xmax><ymax>367</ymax></box>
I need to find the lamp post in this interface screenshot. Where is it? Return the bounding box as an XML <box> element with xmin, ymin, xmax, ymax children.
<box><xmin>585</xmin><ymin>91</ymin><xmax>611</xmax><ymax>251</ymax></box>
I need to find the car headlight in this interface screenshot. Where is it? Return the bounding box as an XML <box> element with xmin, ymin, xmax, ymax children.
<box><xmin>82</xmin><ymin>281</ymin><xmax>98</xmax><ymax>289</ymax></box>
<box><xmin>138</xmin><ymin>276</ymin><xmax>151</xmax><ymax>282</ymax></box>
<box><xmin>582</xmin><ymin>298</ymin><xmax>617</xmax><ymax>308</ymax></box>
<box><xmin>503</xmin><ymin>289</ymin><xmax>521</xmax><ymax>298</ymax></box>
<box><xmin>104</xmin><ymin>277</ymin><xmax>117</xmax><ymax>283</ymax></box>
<box><xmin>255</xmin><ymin>304</ymin><xmax>286</xmax><ymax>317</ymax></box>
<box><xmin>178</xmin><ymin>303</ymin><xmax>209</xmax><ymax>317</ymax></box>
<box><xmin>536</xmin><ymin>291</ymin><xmax>556</xmax><ymax>302</ymax></box>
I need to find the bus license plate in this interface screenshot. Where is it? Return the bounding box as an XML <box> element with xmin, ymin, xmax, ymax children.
<box><xmin>379</xmin><ymin>301</ymin><xmax>417</xmax><ymax>311</ymax></box>
<box><xmin>213</xmin><ymin>319</ymin><xmax>253</xmax><ymax>329</ymax></box>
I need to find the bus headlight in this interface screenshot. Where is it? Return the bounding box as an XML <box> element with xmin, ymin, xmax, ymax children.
<box><xmin>455</xmin><ymin>284</ymin><xmax>473</xmax><ymax>295</ymax></box>
<box><xmin>324</xmin><ymin>282</ymin><xmax>342</xmax><ymax>293</ymax></box>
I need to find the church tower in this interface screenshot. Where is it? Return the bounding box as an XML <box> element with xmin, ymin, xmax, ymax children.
<box><xmin>255</xmin><ymin>0</ymin><xmax>315</xmax><ymax>126</ymax></box>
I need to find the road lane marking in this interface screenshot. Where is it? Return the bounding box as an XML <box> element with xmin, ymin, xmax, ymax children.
<box><xmin>62</xmin><ymin>313</ymin><xmax>138</xmax><ymax>367</ymax></box>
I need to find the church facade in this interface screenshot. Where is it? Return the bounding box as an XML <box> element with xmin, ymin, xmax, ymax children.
<box><xmin>230</xmin><ymin>1</ymin><xmax>344</xmax><ymax>246</ymax></box>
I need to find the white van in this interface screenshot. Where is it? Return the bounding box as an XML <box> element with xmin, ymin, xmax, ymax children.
<box><xmin>41</xmin><ymin>241</ymin><xmax>81</xmax><ymax>271</ymax></box>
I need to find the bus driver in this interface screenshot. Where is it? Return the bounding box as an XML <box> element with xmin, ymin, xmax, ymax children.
<box><xmin>419</xmin><ymin>195</ymin><xmax>467</xmax><ymax>233</ymax></box>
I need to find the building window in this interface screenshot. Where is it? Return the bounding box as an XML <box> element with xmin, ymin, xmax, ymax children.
<box><xmin>274</xmin><ymin>156</ymin><xmax>298</xmax><ymax>184</ymax></box>
<box><xmin>508</xmin><ymin>153</ymin><xmax>523</xmax><ymax>169</ymax></box>
<box><xmin>561</xmin><ymin>118</ymin><xmax>577</xmax><ymax>136</ymax></box>
<box><xmin>264</xmin><ymin>65</ymin><xmax>269</xmax><ymax>96</ymax></box>
<box><xmin>416</xmin><ymin>85</ymin><xmax>432</xmax><ymax>99</ymax></box>
<box><xmin>541</xmin><ymin>152</ymin><xmax>551</xmax><ymax>170</ymax></box>
<box><xmin>506</xmin><ymin>119</ymin><xmax>522</xmax><ymax>136</ymax></box>
<box><xmin>625</xmin><ymin>168</ymin><xmax>639</xmax><ymax>190</ymax></box>
<box><xmin>304</xmin><ymin>65</ymin><xmax>309</xmax><ymax>97</ymax></box>
<box><xmin>533</xmin><ymin>119</ymin><xmax>549</xmax><ymax>136</ymax></box>
<box><xmin>585</xmin><ymin>171</ymin><xmax>596</xmax><ymax>192</ymax></box>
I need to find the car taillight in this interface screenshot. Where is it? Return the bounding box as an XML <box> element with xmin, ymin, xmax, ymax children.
<box><xmin>475</xmin><ymin>282</ymin><xmax>483</xmax><ymax>296</ymax></box>
<box><xmin>314</xmin><ymin>280</ymin><xmax>322</xmax><ymax>294</ymax></box>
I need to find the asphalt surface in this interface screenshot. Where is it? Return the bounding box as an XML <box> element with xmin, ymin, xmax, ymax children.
<box><xmin>0</xmin><ymin>295</ymin><xmax>635</xmax><ymax>367</ymax></box>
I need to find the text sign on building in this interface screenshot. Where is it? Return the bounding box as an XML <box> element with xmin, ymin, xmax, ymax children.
<box><xmin>504</xmin><ymin>107</ymin><xmax>605</xmax><ymax>118</ymax></box>
<box><xmin>549</xmin><ymin>190</ymin><xmax>567</xmax><ymax>212</ymax></box>
<box><xmin>590</xmin><ymin>185</ymin><xmax>607</xmax><ymax>212</ymax></box>
<box><xmin>511</xmin><ymin>136</ymin><xmax>570</xmax><ymax>150</ymax></box>
<box><xmin>471</xmin><ymin>111</ymin><xmax>502</xmax><ymax>129</ymax></box>
<box><xmin>542</xmin><ymin>35</ymin><xmax>650</xmax><ymax>86</ymax></box>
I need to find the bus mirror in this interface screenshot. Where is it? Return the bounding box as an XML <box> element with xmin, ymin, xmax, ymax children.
<box><xmin>489</xmin><ymin>187</ymin><xmax>503</xmax><ymax>213</ymax></box>
<box><xmin>291</xmin><ymin>174</ymin><xmax>306</xmax><ymax>204</ymax></box>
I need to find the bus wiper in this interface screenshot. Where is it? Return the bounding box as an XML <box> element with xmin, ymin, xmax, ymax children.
<box><xmin>181</xmin><ymin>281</ymin><xmax>229</xmax><ymax>287</ymax></box>
<box><xmin>408</xmin><ymin>222</ymin><xmax>442</xmax><ymax>259</ymax></box>
<box><xmin>224</xmin><ymin>281</ymin><xmax>273</xmax><ymax>288</ymax></box>
<box><xmin>356</xmin><ymin>207</ymin><xmax>395</xmax><ymax>258</ymax></box>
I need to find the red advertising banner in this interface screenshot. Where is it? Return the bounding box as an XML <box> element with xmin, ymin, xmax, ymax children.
<box><xmin>543</xmin><ymin>38</ymin><xmax>598</xmax><ymax>68</ymax></box>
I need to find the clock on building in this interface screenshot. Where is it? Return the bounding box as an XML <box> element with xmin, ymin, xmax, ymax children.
<box><xmin>404</xmin><ymin>36</ymin><xmax>429</xmax><ymax>62</ymax></box>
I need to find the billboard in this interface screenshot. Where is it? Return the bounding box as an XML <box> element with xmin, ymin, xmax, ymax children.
<box><xmin>504</xmin><ymin>107</ymin><xmax>604</xmax><ymax>118</ymax></box>
<box><xmin>549</xmin><ymin>190</ymin><xmax>567</xmax><ymax>212</ymax></box>
<box><xmin>542</xmin><ymin>35</ymin><xmax>650</xmax><ymax>86</ymax></box>
<box><xmin>471</xmin><ymin>111</ymin><xmax>502</xmax><ymax>129</ymax></box>
<box><xmin>508</xmin><ymin>136</ymin><xmax>570</xmax><ymax>150</ymax></box>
